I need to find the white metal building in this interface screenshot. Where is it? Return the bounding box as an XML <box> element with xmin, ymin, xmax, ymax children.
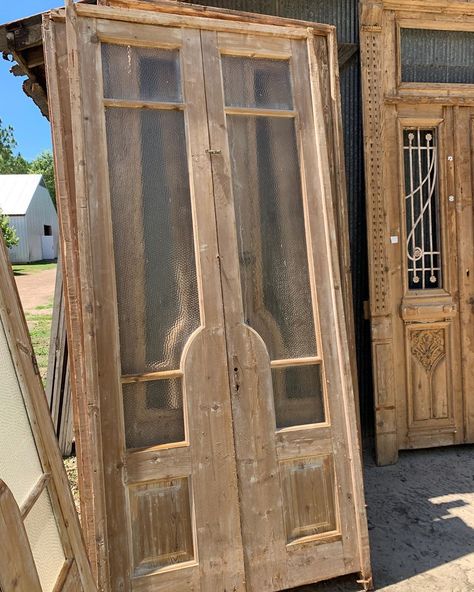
<box><xmin>0</xmin><ymin>174</ymin><xmax>58</xmax><ymax>263</ymax></box>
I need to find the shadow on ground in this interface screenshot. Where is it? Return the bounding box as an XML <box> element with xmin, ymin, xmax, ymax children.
<box><xmin>12</xmin><ymin>260</ymin><xmax>57</xmax><ymax>275</ymax></box>
<box><xmin>290</xmin><ymin>445</ymin><xmax>474</xmax><ymax>592</ymax></box>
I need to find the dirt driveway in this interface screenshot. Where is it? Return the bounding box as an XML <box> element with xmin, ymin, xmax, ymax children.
<box><xmin>301</xmin><ymin>446</ymin><xmax>474</xmax><ymax>592</ymax></box>
<box><xmin>14</xmin><ymin>267</ymin><xmax>56</xmax><ymax>313</ymax></box>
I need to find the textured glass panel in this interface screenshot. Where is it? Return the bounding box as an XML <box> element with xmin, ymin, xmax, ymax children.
<box><xmin>228</xmin><ymin>115</ymin><xmax>316</xmax><ymax>359</ymax></box>
<box><xmin>123</xmin><ymin>379</ymin><xmax>184</xmax><ymax>449</ymax></box>
<box><xmin>272</xmin><ymin>364</ymin><xmax>325</xmax><ymax>428</ymax></box>
<box><xmin>0</xmin><ymin>319</ymin><xmax>43</xmax><ymax>506</ymax></box>
<box><xmin>24</xmin><ymin>489</ymin><xmax>65</xmax><ymax>592</ymax></box>
<box><xmin>105</xmin><ymin>108</ymin><xmax>200</xmax><ymax>375</ymax></box>
<box><xmin>403</xmin><ymin>129</ymin><xmax>442</xmax><ymax>290</ymax></box>
<box><xmin>222</xmin><ymin>56</ymin><xmax>293</xmax><ymax>109</ymax></box>
<box><xmin>401</xmin><ymin>28</ymin><xmax>474</xmax><ymax>84</ymax></box>
<box><xmin>102</xmin><ymin>44</ymin><xmax>182</xmax><ymax>102</ymax></box>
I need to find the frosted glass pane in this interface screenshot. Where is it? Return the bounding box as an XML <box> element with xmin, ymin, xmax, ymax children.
<box><xmin>228</xmin><ymin>115</ymin><xmax>316</xmax><ymax>359</ymax></box>
<box><xmin>123</xmin><ymin>379</ymin><xmax>185</xmax><ymax>449</ymax></box>
<box><xmin>0</xmin><ymin>318</ymin><xmax>43</xmax><ymax>506</ymax></box>
<box><xmin>102</xmin><ymin>44</ymin><xmax>182</xmax><ymax>102</ymax></box>
<box><xmin>105</xmin><ymin>108</ymin><xmax>200</xmax><ymax>376</ymax></box>
<box><xmin>272</xmin><ymin>364</ymin><xmax>325</xmax><ymax>429</ymax></box>
<box><xmin>401</xmin><ymin>28</ymin><xmax>474</xmax><ymax>84</ymax></box>
<box><xmin>222</xmin><ymin>56</ymin><xmax>293</xmax><ymax>109</ymax></box>
<box><xmin>24</xmin><ymin>489</ymin><xmax>65</xmax><ymax>592</ymax></box>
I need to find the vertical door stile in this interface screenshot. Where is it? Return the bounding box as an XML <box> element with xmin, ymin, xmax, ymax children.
<box><xmin>445</xmin><ymin>108</ymin><xmax>464</xmax><ymax>444</ymax></box>
<box><xmin>65</xmin><ymin>8</ymin><xmax>117</xmax><ymax>589</ymax></box>
<box><xmin>179</xmin><ymin>28</ymin><xmax>246</xmax><ymax>591</ymax></box>
<box><xmin>43</xmin><ymin>15</ymin><xmax>98</xmax><ymax>569</ymax></box>
<box><xmin>456</xmin><ymin>108</ymin><xmax>474</xmax><ymax>440</ymax></box>
<box><xmin>298</xmin><ymin>33</ymin><xmax>369</xmax><ymax>577</ymax></box>
<box><xmin>200</xmin><ymin>29</ymin><xmax>288</xmax><ymax>591</ymax></box>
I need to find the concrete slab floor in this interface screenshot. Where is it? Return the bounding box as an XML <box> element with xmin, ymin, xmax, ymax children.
<box><xmin>298</xmin><ymin>445</ymin><xmax>474</xmax><ymax>592</ymax></box>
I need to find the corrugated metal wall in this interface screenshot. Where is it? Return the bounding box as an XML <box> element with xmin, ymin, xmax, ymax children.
<box><xmin>198</xmin><ymin>0</ymin><xmax>374</xmax><ymax>436</ymax></box>
<box><xmin>401</xmin><ymin>27</ymin><xmax>474</xmax><ymax>84</ymax></box>
<box><xmin>25</xmin><ymin>183</ymin><xmax>59</xmax><ymax>262</ymax></box>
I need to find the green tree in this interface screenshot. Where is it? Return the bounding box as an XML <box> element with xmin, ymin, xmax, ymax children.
<box><xmin>0</xmin><ymin>119</ymin><xmax>56</xmax><ymax>207</ymax></box>
<box><xmin>29</xmin><ymin>150</ymin><xmax>56</xmax><ymax>208</ymax></box>
<box><xmin>0</xmin><ymin>209</ymin><xmax>19</xmax><ymax>249</ymax></box>
<box><xmin>0</xmin><ymin>118</ymin><xmax>29</xmax><ymax>174</ymax></box>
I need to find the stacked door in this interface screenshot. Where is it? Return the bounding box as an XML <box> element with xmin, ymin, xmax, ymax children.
<box><xmin>0</xmin><ymin>225</ymin><xmax>96</xmax><ymax>591</ymax></box>
<box><xmin>45</xmin><ymin>3</ymin><xmax>370</xmax><ymax>591</ymax></box>
<box><xmin>361</xmin><ymin>1</ymin><xmax>474</xmax><ymax>465</ymax></box>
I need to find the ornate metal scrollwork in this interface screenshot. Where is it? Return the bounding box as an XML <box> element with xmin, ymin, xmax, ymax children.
<box><xmin>404</xmin><ymin>129</ymin><xmax>442</xmax><ymax>290</ymax></box>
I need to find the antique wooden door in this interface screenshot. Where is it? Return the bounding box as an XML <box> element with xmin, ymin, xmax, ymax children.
<box><xmin>361</xmin><ymin>2</ymin><xmax>474</xmax><ymax>464</ymax></box>
<box><xmin>49</xmin><ymin>3</ymin><xmax>370</xmax><ymax>591</ymax></box>
<box><xmin>201</xmin><ymin>29</ymin><xmax>369</xmax><ymax>590</ymax></box>
<box><xmin>392</xmin><ymin>104</ymin><xmax>465</xmax><ymax>452</ymax></box>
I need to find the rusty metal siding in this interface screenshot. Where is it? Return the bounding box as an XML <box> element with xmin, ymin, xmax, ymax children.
<box><xmin>197</xmin><ymin>0</ymin><xmax>374</xmax><ymax>436</ymax></box>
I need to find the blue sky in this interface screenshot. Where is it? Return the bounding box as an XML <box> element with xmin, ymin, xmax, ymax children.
<box><xmin>0</xmin><ymin>2</ymin><xmax>63</xmax><ymax>161</ymax></box>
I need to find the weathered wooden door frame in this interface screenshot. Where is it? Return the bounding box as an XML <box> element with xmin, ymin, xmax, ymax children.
<box><xmin>45</xmin><ymin>2</ymin><xmax>370</xmax><ymax>590</ymax></box>
<box><xmin>360</xmin><ymin>0</ymin><xmax>474</xmax><ymax>465</ymax></box>
<box><xmin>0</xmin><ymin>234</ymin><xmax>96</xmax><ymax>591</ymax></box>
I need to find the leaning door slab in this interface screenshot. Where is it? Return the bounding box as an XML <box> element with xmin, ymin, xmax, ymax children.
<box><xmin>48</xmin><ymin>4</ymin><xmax>370</xmax><ymax>590</ymax></box>
<box><xmin>202</xmin><ymin>28</ymin><xmax>370</xmax><ymax>591</ymax></box>
<box><xmin>64</xmin><ymin>13</ymin><xmax>245</xmax><ymax>591</ymax></box>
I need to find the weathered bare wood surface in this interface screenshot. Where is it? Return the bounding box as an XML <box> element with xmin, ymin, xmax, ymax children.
<box><xmin>43</xmin><ymin>14</ymin><xmax>102</xmax><ymax>576</ymax></box>
<box><xmin>0</xmin><ymin>234</ymin><xmax>96</xmax><ymax>590</ymax></box>
<box><xmin>43</xmin><ymin>2</ymin><xmax>370</xmax><ymax>590</ymax></box>
<box><xmin>46</xmin><ymin>260</ymin><xmax>73</xmax><ymax>457</ymax></box>
<box><xmin>0</xmin><ymin>480</ymin><xmax>42</xmax><ymax>592</ymax></box>
<box><xmin>360</xmin><ymin>0</ymin><xmax>474</xmax><ymax>465</ymax></box>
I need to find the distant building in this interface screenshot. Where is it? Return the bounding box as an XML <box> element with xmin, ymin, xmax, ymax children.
<box><xmin>0</xmin><ymin>174</ymin><xmax>58</xmax><ymax>263</ymax></box>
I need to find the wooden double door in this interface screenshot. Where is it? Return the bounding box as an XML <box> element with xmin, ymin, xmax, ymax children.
<box><xmin>50</xmin><ymin>5</ymin><xmax>369</xmax><ymax>591</ymax></box>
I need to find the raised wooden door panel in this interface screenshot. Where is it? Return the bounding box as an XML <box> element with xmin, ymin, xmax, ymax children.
<box><xmin>395</xmin><ymin>108</ymin><xmax>463</xmax><ymax>450</ymax></box>
<box><xmin>202</xmin><ymin>29</ymin><xmax>369</xmax><ymax>591</ymax></box>
<box><xmin>66</xmin><ymin>14</ymin><xmax>244</xmax><ymax>591</ymax></box>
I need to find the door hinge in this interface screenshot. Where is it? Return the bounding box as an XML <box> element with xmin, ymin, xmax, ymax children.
<box><xmin>206</xmin><ymin>148</ymin><xmax>222</xmax><ymax>155</ymax></box>
<box><xmin>17</xmin><ymin>341</ymin><xmax>40</xmax><ymax>376</ymax></box>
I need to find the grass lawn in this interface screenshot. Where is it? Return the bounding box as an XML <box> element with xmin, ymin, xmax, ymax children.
<box><xmin>12</xmin><ymin>260</ymin><xmax>57</xmax><ymax>276</ymax></box>
<box><xmin>25</xmin><ymin>303</ymin><xmax>81</xmax><ymax>513</ymax></box>
<box><xmin>25</xmin><ymin>308</ymin><xmax>53</xmax><ymax>385</ymax></box>
<box><xmin>25</xmin><ymin>300</ymin><xmax>80</xmax><ymax>516</ymax></box>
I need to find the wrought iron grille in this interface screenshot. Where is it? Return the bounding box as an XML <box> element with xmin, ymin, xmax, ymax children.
<box><xmin>403</xmin><ymin>128</ymin><xmax>442</xmax><ymax>290</ymax></box>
